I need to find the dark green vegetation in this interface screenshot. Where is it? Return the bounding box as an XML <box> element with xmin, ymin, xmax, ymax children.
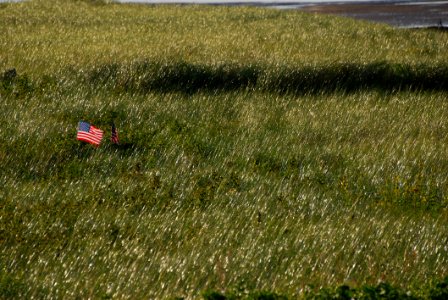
<box><xmin>1</xmin><ymin>0</ymin><xmax>448</xmax><ymax>298</ymax></box>
<box><xmin>201</xmin><ymin>278</ymin><xmax>448</xmax><ymax>299</ymax></box>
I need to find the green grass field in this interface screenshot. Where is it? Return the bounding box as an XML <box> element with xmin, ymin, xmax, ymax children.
<box><xmin>1</xmin><ymin>0</ymin><xmax>448</xmax><ymax>298</ymax></box>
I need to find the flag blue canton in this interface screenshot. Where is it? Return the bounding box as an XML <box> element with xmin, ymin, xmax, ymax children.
<box><xmin>78</xmin><ymin>121</ymin><xmax>91</xmax><ymax>132</ymax></box>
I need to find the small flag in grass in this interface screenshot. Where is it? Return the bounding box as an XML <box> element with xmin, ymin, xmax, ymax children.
<box><xmin>77</xmin><ymin>121</ymin><xmax>103</xmax><ymax>146</ymax></box>
<box><xmin>111</xmin><ymin>122</ymin><xmax>119</xmax><ymax>144</ymax></box>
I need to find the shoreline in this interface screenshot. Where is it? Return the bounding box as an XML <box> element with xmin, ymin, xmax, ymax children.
<box><xmin>299</xmin><ymin>2</ymin><xmax>448</xmax><ymax>28</ymax></box>
<box><xmin>114</xmin><ymin>0</ymin><xmax>448</xmax><ymax>28</ymax></box>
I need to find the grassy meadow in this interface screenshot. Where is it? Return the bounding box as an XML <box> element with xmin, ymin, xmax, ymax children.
<box><xmin>1</xmin><ymin>0</ymin><xmax>448</xmax><ymax>298</ymax></box>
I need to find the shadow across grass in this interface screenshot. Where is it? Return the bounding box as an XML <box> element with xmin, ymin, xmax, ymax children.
<box><xmin>262</xmin><ymin>62</ymin><xmax>448</xmax><ymax>94</ymax></box>
<box><xmin>2</xmin><ymin>62</ymin><xmax>448</xmax><ymax>96</ymax></box>
<box><xmin>79</xmin><ymin>61</ymin><xmax>448</xmax><ymax>95</ymax></box>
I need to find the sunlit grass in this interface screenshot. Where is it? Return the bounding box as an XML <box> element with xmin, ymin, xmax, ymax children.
<box><xmin>1</xmin><ymin>0</ymin><xmax>448</xmax><ymax>76</ymax></box>
<box><xmin>1</xmin><ymin>0</ymin><xmax>448</xmax><ymax>298</ymax></box>
<box><xmin>2</xmin><ymin>88</ymin><xmax>448</xmax><ymax>298</ymax></box>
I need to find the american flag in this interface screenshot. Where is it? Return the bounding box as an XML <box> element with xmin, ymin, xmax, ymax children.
<box><xmin>77</xmin><ymin>121</ymin><xmax>103</xmax><ymax>146</ymax></box>
<box><xmin>111</xmin><ymin>122</ymin><xmax>119</xmax><ymax>144</ymax></box>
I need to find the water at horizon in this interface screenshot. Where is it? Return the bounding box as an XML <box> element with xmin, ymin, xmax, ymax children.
<box><xmin>116</xmin><ymin>0</ymin><xmax>448</xmax><ymax>28</ymax></box>
<box><xmin>114</xmin><ymin>0</ymin><xmax>446</xmax><ymax>4</ymax></box>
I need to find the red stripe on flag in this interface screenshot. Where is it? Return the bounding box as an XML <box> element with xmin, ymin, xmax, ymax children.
<box><xmin>77</xmin><ymin>123</ymin><xmax>103</xmax><ymax>146</ymax></box>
